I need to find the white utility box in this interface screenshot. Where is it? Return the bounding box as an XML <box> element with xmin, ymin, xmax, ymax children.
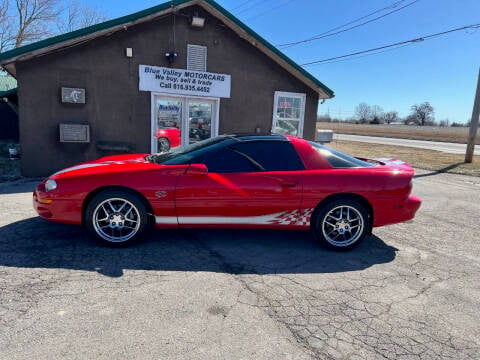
<box><xmin>316</xmin><ymin>129</ymin><xmax>333</xmax><ymax>144</ymax></box>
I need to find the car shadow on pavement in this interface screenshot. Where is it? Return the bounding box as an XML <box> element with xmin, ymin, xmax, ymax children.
<box><xmin>0</xmin><ymin>217</ymin><xmax>398</xmax><ymax>277</ymax></box>
<box><xmin>414</xmin><ymin>162</ymin><xmax>464</xmax><ymax>179</ymax></box>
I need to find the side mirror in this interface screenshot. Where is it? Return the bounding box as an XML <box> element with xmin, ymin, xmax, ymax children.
<box><xmin>186</xmin><ymin>163</ymin><xmax>208</xmax><ymax>176</ymax></box>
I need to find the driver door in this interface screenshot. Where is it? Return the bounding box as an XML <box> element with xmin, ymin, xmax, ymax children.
<box><xmin>175</xmin><ymin>140</ymin><xmax>304</xmax><ymax>227</ymax></box>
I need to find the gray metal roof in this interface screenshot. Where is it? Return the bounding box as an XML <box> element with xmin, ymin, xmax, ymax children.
<box><xmin>0</xmin><ymin>74</ymin><xmax>17</xmax><ymax>91</ymax></box>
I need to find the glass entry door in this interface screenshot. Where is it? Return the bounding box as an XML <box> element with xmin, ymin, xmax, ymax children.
<box><xmin>153</xmin><ymin>96</ymin><xmax>183</xmax><ymax>153</ymax></box>
<box><xmin>187</xmin><ymin>100</ymin><xmax>215</xmax><ymax>145</ymax></box>
<box><xmin>152</xmin><ymin>95</ymin><xmax>218</xmax><ymax>152</ymax></box>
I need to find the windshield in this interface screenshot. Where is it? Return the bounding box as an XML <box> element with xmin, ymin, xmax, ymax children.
<box><xmin>308</xmin><ymin>141</ymin><xmax>376</xmax><ymax>168</ymax></box>
<box><xmin>145</xmin><ymin>136</ymin><xmax>232</xmax><ymax>165</ymax></box>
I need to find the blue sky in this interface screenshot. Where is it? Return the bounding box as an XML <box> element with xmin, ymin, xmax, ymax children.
<box><xmin>81</xmin><ymin>0</ymin><xmax>480</xmax><ymax>123</ymax></box>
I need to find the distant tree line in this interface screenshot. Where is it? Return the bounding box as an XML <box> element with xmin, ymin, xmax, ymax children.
<box><xmin>318</xmin><ymin>101</ymin><xmax>470</xmax><ymax>127</ymax></box>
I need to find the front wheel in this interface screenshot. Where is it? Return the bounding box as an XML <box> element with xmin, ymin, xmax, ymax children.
<box><xmin>312</xmin><ymin>199</ymin><xmax>370</xmax><ymax>251</ymax></box>
<box><xmin>85</xmin><ymin>190</ymin><xmax>149</xmax><ymax>247</ymax></box>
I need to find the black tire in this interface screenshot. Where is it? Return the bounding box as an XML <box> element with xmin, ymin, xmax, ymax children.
<box><xmin>85</xmin><ymin>190</ymin><xmax>149</xmax><ymax>247</ymax></box>
<box><xmin>312</xmin><ymin>198</ymin><xmax>370</xmax><ymax>251</ymax></box>
<box><xmin>158</xmin><ymin>137</ymin><xmax>170</xmax><ymax>152</ymax></box>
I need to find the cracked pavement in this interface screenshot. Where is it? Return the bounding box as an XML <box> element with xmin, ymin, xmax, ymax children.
<box><xmin>0</xmin><ymin>170</ymin><xmax>479</xmax><ymax>359</ymax></box>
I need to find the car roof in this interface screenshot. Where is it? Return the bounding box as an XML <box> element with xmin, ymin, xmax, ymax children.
<box><xmin>226</xmin><ymin>134</ymin><xmax>289</xmax><ymax>142</ymax></box>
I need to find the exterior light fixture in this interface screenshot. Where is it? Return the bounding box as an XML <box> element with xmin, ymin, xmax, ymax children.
<box><xmin>191</xmin><ymin>14</ymin><xmax>205</xmax><ymax>28</ymax></box>
<box><xmin>165</xmin><ymin>52</ymin><xmax>178</xmax><ymax>64</ymax></box>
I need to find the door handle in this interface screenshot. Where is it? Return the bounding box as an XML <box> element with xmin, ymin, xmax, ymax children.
<box><xmin>281</xmin><ymin>181</ymin><xmax>299</xmax><ymax>188</ymax></box>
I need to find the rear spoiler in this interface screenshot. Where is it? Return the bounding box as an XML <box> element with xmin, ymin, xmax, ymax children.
<box><xmin>372</xmin><ymin>158</ymin><xmax>414</xmax><ymax>172</ymax></box>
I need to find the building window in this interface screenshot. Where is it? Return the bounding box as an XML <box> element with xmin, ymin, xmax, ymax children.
<box><xmin>187</xmin><ymin>44</ymin><xmax>207</xmax><ymax>72</ymax></box>
<box><xmin>272</xmin><ymin>91</ymin><xmax>306</xmax><ymax>137</ymax></box>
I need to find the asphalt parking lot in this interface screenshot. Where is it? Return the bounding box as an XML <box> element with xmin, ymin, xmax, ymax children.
<box><xmin>1</xmin><ymin>170</ymin><xmax>479</xmax><ymax>359</ymax></box>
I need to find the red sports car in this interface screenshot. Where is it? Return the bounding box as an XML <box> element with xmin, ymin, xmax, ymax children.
<box><xmin>156</xmin><ymin>127</ymin><xmax>181</xmax><ymax>152</ymax></box>
<box><xmin>33</xmin><ymin>134</ymin><xmax>421</xmax><ymax>250</ymax></box>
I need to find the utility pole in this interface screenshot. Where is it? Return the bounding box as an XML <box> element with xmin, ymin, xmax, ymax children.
<box><xmin>465</xmin><ymin>68</ymin><xmax>480</xmax><ymax>163</ymax></box>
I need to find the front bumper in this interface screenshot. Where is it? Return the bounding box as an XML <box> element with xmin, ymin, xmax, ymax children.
<box><xmin>33</xmin><ymin>190</ymin><xmax>53</xmax><ymax>219</ymax></box>
<box><xmin>33</xmin><ymin>188</ymin><xmax>82</xmax><ymax>225</ymax></box>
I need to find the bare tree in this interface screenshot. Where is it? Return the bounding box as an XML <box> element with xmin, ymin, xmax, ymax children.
<box><xmin>13</xmin><ymin>0</ymin><xmax>61</xmax><ymax>48</ymax></box>
<box><xmin>0</xmin><ymin>0</ymin><xmax>6</xmax><ymax>21</ymax></box>
<box><xmin>0</xmin><ymin>0</ymin><xmax>14</xmax><ymax>52</ymax></box>
<box><xmin>57</xmin><ymin>0</ymin><xmax>107</xmax><ymax>33</ymax></box>
<box><xmin>370</xmin><ymin>105</ymin><xmax>384</xmax><ymax>124</ymax></box>
<box><xmin>0</xmin><ymin>0</ymin><xmax>107</xmax><ymax>53</ymax></box>
<box><xmin>404</xmin><ymin>114</ymin><xmax>420</xmax><ymax>125</ymax></box>
<box><xmin>410</xmin><ymin>102</ymin><xmax>435</xmax><ymax>126</ymax></box>
<box><xmin>439</xmin><ymin>118</ymin><xmax>450</xmax><ymax>127</ymax></box>
<box><xmin>317</xmin><ymin>114</ymin><xmax>332</xmax><ymax>123</ymax></box>
<box><xmin>355</xmin><ymin>102</ymin><xmax>372</xmax><ymax>124</ymax></box>
<box><xmin>383</xmin><ymin>111</ymin><xmax>399</xmax><ymax>124</ymax></box>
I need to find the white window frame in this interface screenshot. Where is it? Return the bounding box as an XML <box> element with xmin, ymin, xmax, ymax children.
<box><xmin>272</xmin><ymin>91</ymin><xmax>306</xmax><ymax>137</ymax></box>
<box><xmin>187</xmin><ymin>44</ymin><xmax>207</xmax><ymax>72</ymax></box>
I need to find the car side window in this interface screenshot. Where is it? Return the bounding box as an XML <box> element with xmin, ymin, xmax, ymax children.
<box><xmin>233</xmin><ymin>141</ymin><xmax>305</xmax><ymax>171</ymax></box>
<box><xmin>190</xmin><ymin>147</ymin><xmax>256</xmax><ymax>173</ymax></box>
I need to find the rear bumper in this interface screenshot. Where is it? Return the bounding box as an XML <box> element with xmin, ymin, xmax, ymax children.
<box><xmin>373</xmin><ymin>195</ymin><xmax>422</xmax><ymax>227</ymax></box>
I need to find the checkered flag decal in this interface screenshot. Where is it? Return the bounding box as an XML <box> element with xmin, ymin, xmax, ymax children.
<box><xmin>268</xmin><ymin>208</ymin><xmax>313</xmax><ymax>226</ymax></box>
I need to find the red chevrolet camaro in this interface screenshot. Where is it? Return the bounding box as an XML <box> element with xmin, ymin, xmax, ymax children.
<box><xmin>156</xmin><ymin>127</ymin><xmax>181</xmax><ymax>152</ymax></box>
<box><xmin>33</xmin><ymin>134</ymin><xmax>421</xmax><ymax>250</ymax></box>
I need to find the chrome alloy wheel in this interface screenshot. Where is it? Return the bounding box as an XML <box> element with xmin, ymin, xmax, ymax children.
<box><xmin>321</xmin><ymin>205</ymin><xmax>364</xmax><ymax>247</ymax></box>
<box><xmin>92</xmin><ymin>197</ymin><xmax>141</xmax><ymax>243</ymax></box>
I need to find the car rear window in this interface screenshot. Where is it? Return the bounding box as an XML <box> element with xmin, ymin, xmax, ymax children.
<box><xmin>308</xmin><ymin>141</ymin><xmax>376</xmax><ymax>168</ymax></box>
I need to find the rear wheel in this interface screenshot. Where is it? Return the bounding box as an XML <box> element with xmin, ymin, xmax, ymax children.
<box><xmin>312</xmin><ymin>199</ymin><xmax>369</xmax><ymax>251</ymax></box>
<box><xmin>85</xmin><ymin>190</ymin><xmax>149</xmax><ymax>247</ymax></box>
<box><xmin>158</xmin><ymin>137</ymin><xmax>170</xmax><ymax>152</ymax></box>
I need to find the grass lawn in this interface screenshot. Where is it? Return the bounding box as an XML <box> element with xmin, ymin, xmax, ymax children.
<box><xmin>317</xmin><ymin>123</ymin><xmax>480</xmax><ymax>144</ymax></box>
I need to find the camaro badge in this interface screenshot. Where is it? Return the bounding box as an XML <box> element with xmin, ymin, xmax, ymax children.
<box><xmin>155</xmin><ymin>191</ymin><xmax>167</xmax><ymax>198</ymax></box>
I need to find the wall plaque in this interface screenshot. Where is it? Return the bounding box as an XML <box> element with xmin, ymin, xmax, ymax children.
<box><xmin>61</xmin><ymin>87</ymin><xmax>86</xmax><ymax>104</ymax></box>
<box><xmin>59</xmin><ymin>123</ymin><xmax>90</xmax><ymax>143</ymax></box>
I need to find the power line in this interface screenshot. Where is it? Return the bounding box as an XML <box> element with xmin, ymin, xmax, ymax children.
<box><xmin>313</xmin><ymin>0</ymin><xmax>408</xmax><ymax>36</ymax></box>
<box><xmin>245</xmin><ymin>0</ymin><xmax>297</xmax><ymax>21</ymax></box>
<box><xmin>278</xmin><ymin>0</ymin><xmax>419</xmax><ymax>48</ymax></box>
<box><xmin>231</xmin><ymin>0</ymin><xmax>257</xmax><ymax>11</ymax></box>
<box><xmin>278</xmin><ymin>0</ymin><xmax>411</xmax><ymax>48</ymax></box>
<box><xmin>317</xmin><ymin>43</ymin><xmax>414</xmax><ymax>65</ymax></box>
<box><xmin>301</xmin><ymin>23</ymin><xmax>480</xmax><ymax>67</ymax></box>
<box><xmin>236</xmin><ymin>0</ymin><xmax>272</xmax><ymax>15</ymax></box>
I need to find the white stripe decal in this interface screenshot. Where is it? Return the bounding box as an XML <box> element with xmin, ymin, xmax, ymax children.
<box><xmin>155</xmin><ymin>216</ymin><xmax>178</xmax><ymax>224</ymax></box>
<box><xmin>155</xmin><ymin>209</ymin><xmax>313</xmax><ymax>226</ymax></box>
<box><xmin>53</xmin><ymin>163</ymin><xmax>109</xmax><ymax>175</ymax></box>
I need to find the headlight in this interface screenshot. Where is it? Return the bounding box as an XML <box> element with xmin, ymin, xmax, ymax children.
<box><xmin>45</xmin><ymin>179</ymin><xmax>57</xmax><ymax>192</ymax></box>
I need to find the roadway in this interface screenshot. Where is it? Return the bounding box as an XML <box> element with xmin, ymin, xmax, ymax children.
<box><xmin>334</xmin><ymin>133</ymin><xmax>479</xmax><ymax>155</ymax></box>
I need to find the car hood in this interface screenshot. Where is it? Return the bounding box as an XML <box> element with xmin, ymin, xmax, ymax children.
<box><xmin>50</xmin><ymin>153</ymin><xmax>155</xmax><ymax>179</ymax></box>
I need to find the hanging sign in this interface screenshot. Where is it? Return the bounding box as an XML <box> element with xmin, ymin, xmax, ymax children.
<box><xmin>139</xmin><ymin>65</ymin><xmax>231</xmax><ymax>98</ymax></box>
